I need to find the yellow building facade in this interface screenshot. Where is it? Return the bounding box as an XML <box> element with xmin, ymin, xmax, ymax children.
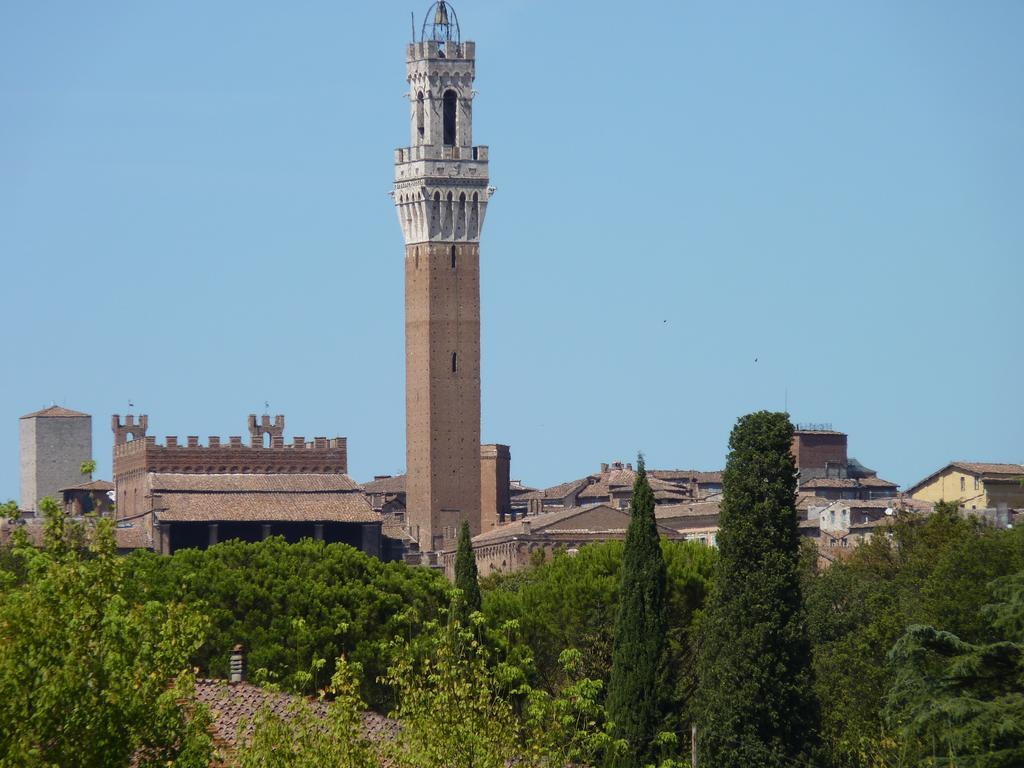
<box><xmin>908</xmin><ymin>462</ymin><xmax>1024</xmax><ymax>510</ymax></box>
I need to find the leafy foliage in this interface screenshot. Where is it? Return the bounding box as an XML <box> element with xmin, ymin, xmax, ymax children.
<box><xmin>696</xmin><ymin>411</ymin><xmax>819</xmax><ymax>767</ymax></box>
<box><xmin>606</xmin><ymin>456</ymin><xmax>668</xmax><ymax>767</ymax></box>
<box><xmin>382</xmin><ymin>611</ymin><xmax>617</xmax><ymax>768</ymax></box>
<box><xmin>805</xmin><ymin>505</ymin><xmax>1024</xmax><ymax>766</ymax></box>
<box><xmin>483</xmin><ymin>538</ymin><xmax>715</xmax><ymax>702</ymax></box>
<box><xmin>236</xmin><ymin>658</ymin><xmax>377</xmax><ymax>768</ymax></box>
<box><xmin>0</xmin><ymin>509</ymin><xmax>212</xmax><ymax>767</ymax></box>
<box><xmin>123</xmin><ymin>537</ymin><xmax>452</xmax><ymax>708</ymax></box>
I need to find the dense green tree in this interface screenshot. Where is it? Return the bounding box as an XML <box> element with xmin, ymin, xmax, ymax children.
<box><xmin>484</xmin><ymin>539</ymin><xmax>715</xmax><ymax>706</ymax></box>
<box><xmin>0</xmin><ymin>510</ymin><xmax>212</xmax><ymax>767</ymax></box>
<box><xmin>605</xmin><ymin>457</ymin><xmax>668</xmax><ymax>767</ymax></box>
<box><xmin>805</xmin><ymin>507</ymin><xmax>1024</xmax><ymax>766</ymax></box>
<box><xmin>885</xmin><ymin>572</ymin><xmax>1024</xmax><ymax>766</ymax></box>
<box><xmin>695</xmin><ymin>411</ymin><xmax>818</xmax><ymax>767</ymax></box>
<box><xmin>455</xmin><ymin>519</ymin><xmax>482</xmax><ymax>615</ymax></box>
<box><xmin>382</xmin><ymin>613</ymin><xmax>616</xmax><ymax>768</ymax></box>
<box><xmin>123</xmin><ymin>537</ymin><xmax>452</xmax><ymax>708</ymax></box>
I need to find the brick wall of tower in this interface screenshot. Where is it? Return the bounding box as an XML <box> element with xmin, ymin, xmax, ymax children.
<box><xmin>480</xmin><ymin>444</ymin><xmax>511</xmax><ymax>533</ymax></box>
<box><xmin>405</xmin><ymin>241</ymin><xmax>481</xmax><ymax>552</ymax></box>
<box><xmin>791</xmin><ymin>431</ymin><xmax>848</xmax><ymax>480</ymax></box>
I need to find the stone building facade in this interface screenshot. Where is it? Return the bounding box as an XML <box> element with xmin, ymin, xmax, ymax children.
<box><xmin>394</xmin><ymin>3</ymin><xmax>495</xmax><ymax>554</ymax></box>
<box><xmin>445</xmin><ymin>503</ymin><xmax>684</xmax><ymax>577</ymax></box>
<box><xmin>110</xmin><ymin>413</ymin><xmax>383</xmax><ymax>556</ymax></box>
<box><xmin>19</xmin><ymin>406</ymin><xmax>92</xmax><ymax>513</ymax></box>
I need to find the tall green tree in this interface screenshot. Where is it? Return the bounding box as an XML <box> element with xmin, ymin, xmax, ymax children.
<box><xmin>696</xmin><ymin>411</ymin><xmax>818</xmax><ymax>767</ymax></box>
<box><xmin>455</xmin><ymin>519</ymin><xmax>482</xmax><ymax>615</ymax></box>
<box><xmin>606</xmin><ymin>456</ymin><xmax>668</xmax><ymax>767</ymax></box>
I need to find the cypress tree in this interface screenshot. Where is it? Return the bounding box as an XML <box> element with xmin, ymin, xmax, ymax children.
<box><xmin>695</xmin><ymin>411</ymin><xmax>818</xmax><ymax>767</ymax></box>
<box><xmin>454</xmin><ymin>520</ymin><xmax>482</xmax><ymax>615</ymax></box>
<box><xmin>606</xmin><ymin>456</ymin><xmax>668</xmax><ymax>767</ymax></box>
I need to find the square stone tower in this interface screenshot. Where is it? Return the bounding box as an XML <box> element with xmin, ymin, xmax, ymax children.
<box><xmin>19</xmin><ymin>405</ymin><xmax>92</xmax><ymax>513</ymax></box>
<box><xmin>394</xmin><ymin>2</ymin><xmax>493</xmax><ymax>553</ymax></box>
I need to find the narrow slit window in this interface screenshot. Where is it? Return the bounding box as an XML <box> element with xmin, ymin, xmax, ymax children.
<box><xmin>443</xmin><ymin>90</ymin><xmax>457</xmax><ymax>146</ymax></box>
<box><xmin>451</xmin><ymin>352</ymin><xmax>458</xmax><ymax>373</ymax></box>
<box><xmin>450</xmin><ymin>245</ymin><xmax>456</xmax><ymax>268</ymax></box>
<box><xmin>416</xmin><ymin>92</ymin><xmax>425</xmax><ymax>140</ymax></box>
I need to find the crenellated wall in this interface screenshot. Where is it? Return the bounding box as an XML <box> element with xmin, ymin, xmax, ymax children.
<box><xmin>112</xmin><ymin>414</ymin><xmax>348</xmax><ymax>519</ymax></box>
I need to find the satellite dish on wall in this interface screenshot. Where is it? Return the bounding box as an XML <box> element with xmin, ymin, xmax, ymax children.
<box><xmin>884</xmin><ymin>507</ymin><xmax>893</xmax><ymax>516</ymax></box>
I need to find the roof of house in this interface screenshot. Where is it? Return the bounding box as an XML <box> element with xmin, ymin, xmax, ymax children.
<box><xmin>814</xmin><ymin>496</ymin><xmax>934</xmax><ymax>513</ymax></box>
<box><xmin>114</xmin><ymin>518</ymin><xmax>153</xmax><ymax>550</ymax></box>
<box><xmin>153</xmin><ymin>491</ymin><xmax>378</xmax><ymax>524</ymax></box>
<box><xmin>643</xmin><ymin>469</ymin><xmax>724</xmax><ymax>484</ymax></box>
<box><xmin>907</xmin><ymin>462</ymin><xmax>1024</xmax><ymax>494</ymax></box>
<box><xmin>361</xmin><ymin>474</ymin><xmax>407</xmax><ymax>494</ymax></box>
<box><xmin>0</xmin><ymin>515</ymin><xmax>152</xmax><ymax>550</ymax></box>
<box><xmin>20</xmin><ymin>405</ymin><xmax>90</xmax><ymax>419</ymax></box>
<box><xmin>655</xmin><ymin>499</ymin><xmax>722</xmax><ymax>520</ymax></box>
<box><xmin>59</xmin><ymin>479</ymin><xmax>115</xmax><ymax>493</ymax></box>
<box><xmin>192</xmin><ymin>679</ymin><xmax>398</xmax><ymax>753</ymax></box>
<box><xmin>952</xmin><ymin>462</ymin><xmax>1024</xmax><ymax>476</ymax></box>
<box><xmin>472</xmin><ymin>503</ymin><xmax>681</xmax><ymax>546</ymax></box>
<box><xmin>800</xmin><ymin>476</ymin><xmax>898</xmax><ymax>489</ymax></box>
<box><xmin>149</xmin><ymin>473</ymin><xmax>362</xmax><ymax>493</ymax></box>
<box><xmin>796</xmin><ymin>493</ymin><xmax>834</xmax><ymax>511</ymax></box>
<box><xmin>538</xmin><ymin>478</ymin><xmax>591</xmax><ymax>501</ymax></box>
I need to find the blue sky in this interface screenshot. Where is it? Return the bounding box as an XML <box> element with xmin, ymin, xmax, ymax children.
<box><xmin>1</xmin><ymin>0</ymin><xmax>1021</xmax><ymax>501</ymax></box>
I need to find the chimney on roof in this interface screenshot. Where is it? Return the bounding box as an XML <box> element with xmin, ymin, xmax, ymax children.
<box><xmin>521</xmin><ymin>519</ymin><xmax>531</xmax><ymax>534</ymax></box>
<box><xmin>600</xmin><ymin>463</ymin><xmax>609</xmax><ymax>474</ymax></box>
<box><xmin>230</xmin><ymin>644</ymin><xmax>246</xmax><ymax>684</ymax></box>
<box><xmin>627</xmin><ymin>462</ymin><xmax>633</xmax><ymax>471</ymax></box>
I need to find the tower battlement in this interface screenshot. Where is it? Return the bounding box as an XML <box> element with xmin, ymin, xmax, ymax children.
<box><xmin>112</xmin><ymin>414</ymin><xmax>149</xmax><ymax>445</ymax></box>
<box><xmin>406</xmin><ymin>39</ymin><xmax>475</xmax><ymax>62</ymax></box>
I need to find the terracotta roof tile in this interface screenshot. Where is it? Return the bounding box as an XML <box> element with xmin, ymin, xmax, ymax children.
<box><xmin>796</xmin><ymin>493</ymin><xmax>834</xmax><ymax>511</ymax></box>
<box><xmin>655</xmin><ymin>499</ymin><xmax>722</xmax><ymax>519</ymax></box>
<box><xmin>192</xmin><ymin>679</ymin><xmax>399</xmax><ymax>752</ymax></box>
<box><xmin>361</xmin><ymin>474</ymin><xmax>407</xmax><ymax>494</ymax></box>
<box><xmin>952</xmin><ymin>462</ymin><xmax>1024</xmax><ymax>476</ymax></box>
<box><xmin>801</xmin><ymin>477</ymin><xmax>897</xmax><ymax>489</ymax></box>
<box><xmin>20</xmin><ymin>405</ymin><xmax>90</xmax><ymax>419</ymax></box>
<box><xmin>542</xmin><ymin>478</ymin><xmax>590</xmax><ymax>500</ymax></box>
<box><xmin>149</xmin><ymin>473</ymin><xmax>361</xmax><ymax>493</ymax></box>
<box><xmin>154</xmin><ymin>491</ymin><xmax>378</xmax><ymax>523</ymax></box>
<box><xmin>114</xmin><ymin>519</ymin><xmax>153</xmax><ymax>550</ymax></box>
<box><xmin>60</xmin><ymin>479</ymin><xmax>115</xmax><ymax>493</ymax></box>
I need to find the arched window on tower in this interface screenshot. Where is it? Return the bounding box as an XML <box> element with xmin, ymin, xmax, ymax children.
<box><xmin>416</xmin><ymin>92</ymin><xmax>425</xmax><ymax>141</ymax></box>
<box><xmin>443</xmin><ymin>90</ymin><xmax>457</xmax><ymax>146</ymax></box>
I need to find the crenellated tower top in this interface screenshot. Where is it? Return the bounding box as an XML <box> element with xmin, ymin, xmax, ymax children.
<box><xmin>393</xmin><ymin>2</ymin><xmax>491</xmax><ymax>246</ymax></box>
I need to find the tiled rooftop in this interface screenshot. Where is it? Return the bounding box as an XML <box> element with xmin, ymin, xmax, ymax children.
<box><xmin>20</xmin><ymin>405</ymin><xmax>90</xmax><ymax>419</ymax></box>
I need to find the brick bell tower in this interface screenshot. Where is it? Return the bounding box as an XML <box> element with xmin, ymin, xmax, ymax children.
<box><xmin>394</xmin><ymin>1</ymin><xmax>492</xmax><ymax>553</ymax></box>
